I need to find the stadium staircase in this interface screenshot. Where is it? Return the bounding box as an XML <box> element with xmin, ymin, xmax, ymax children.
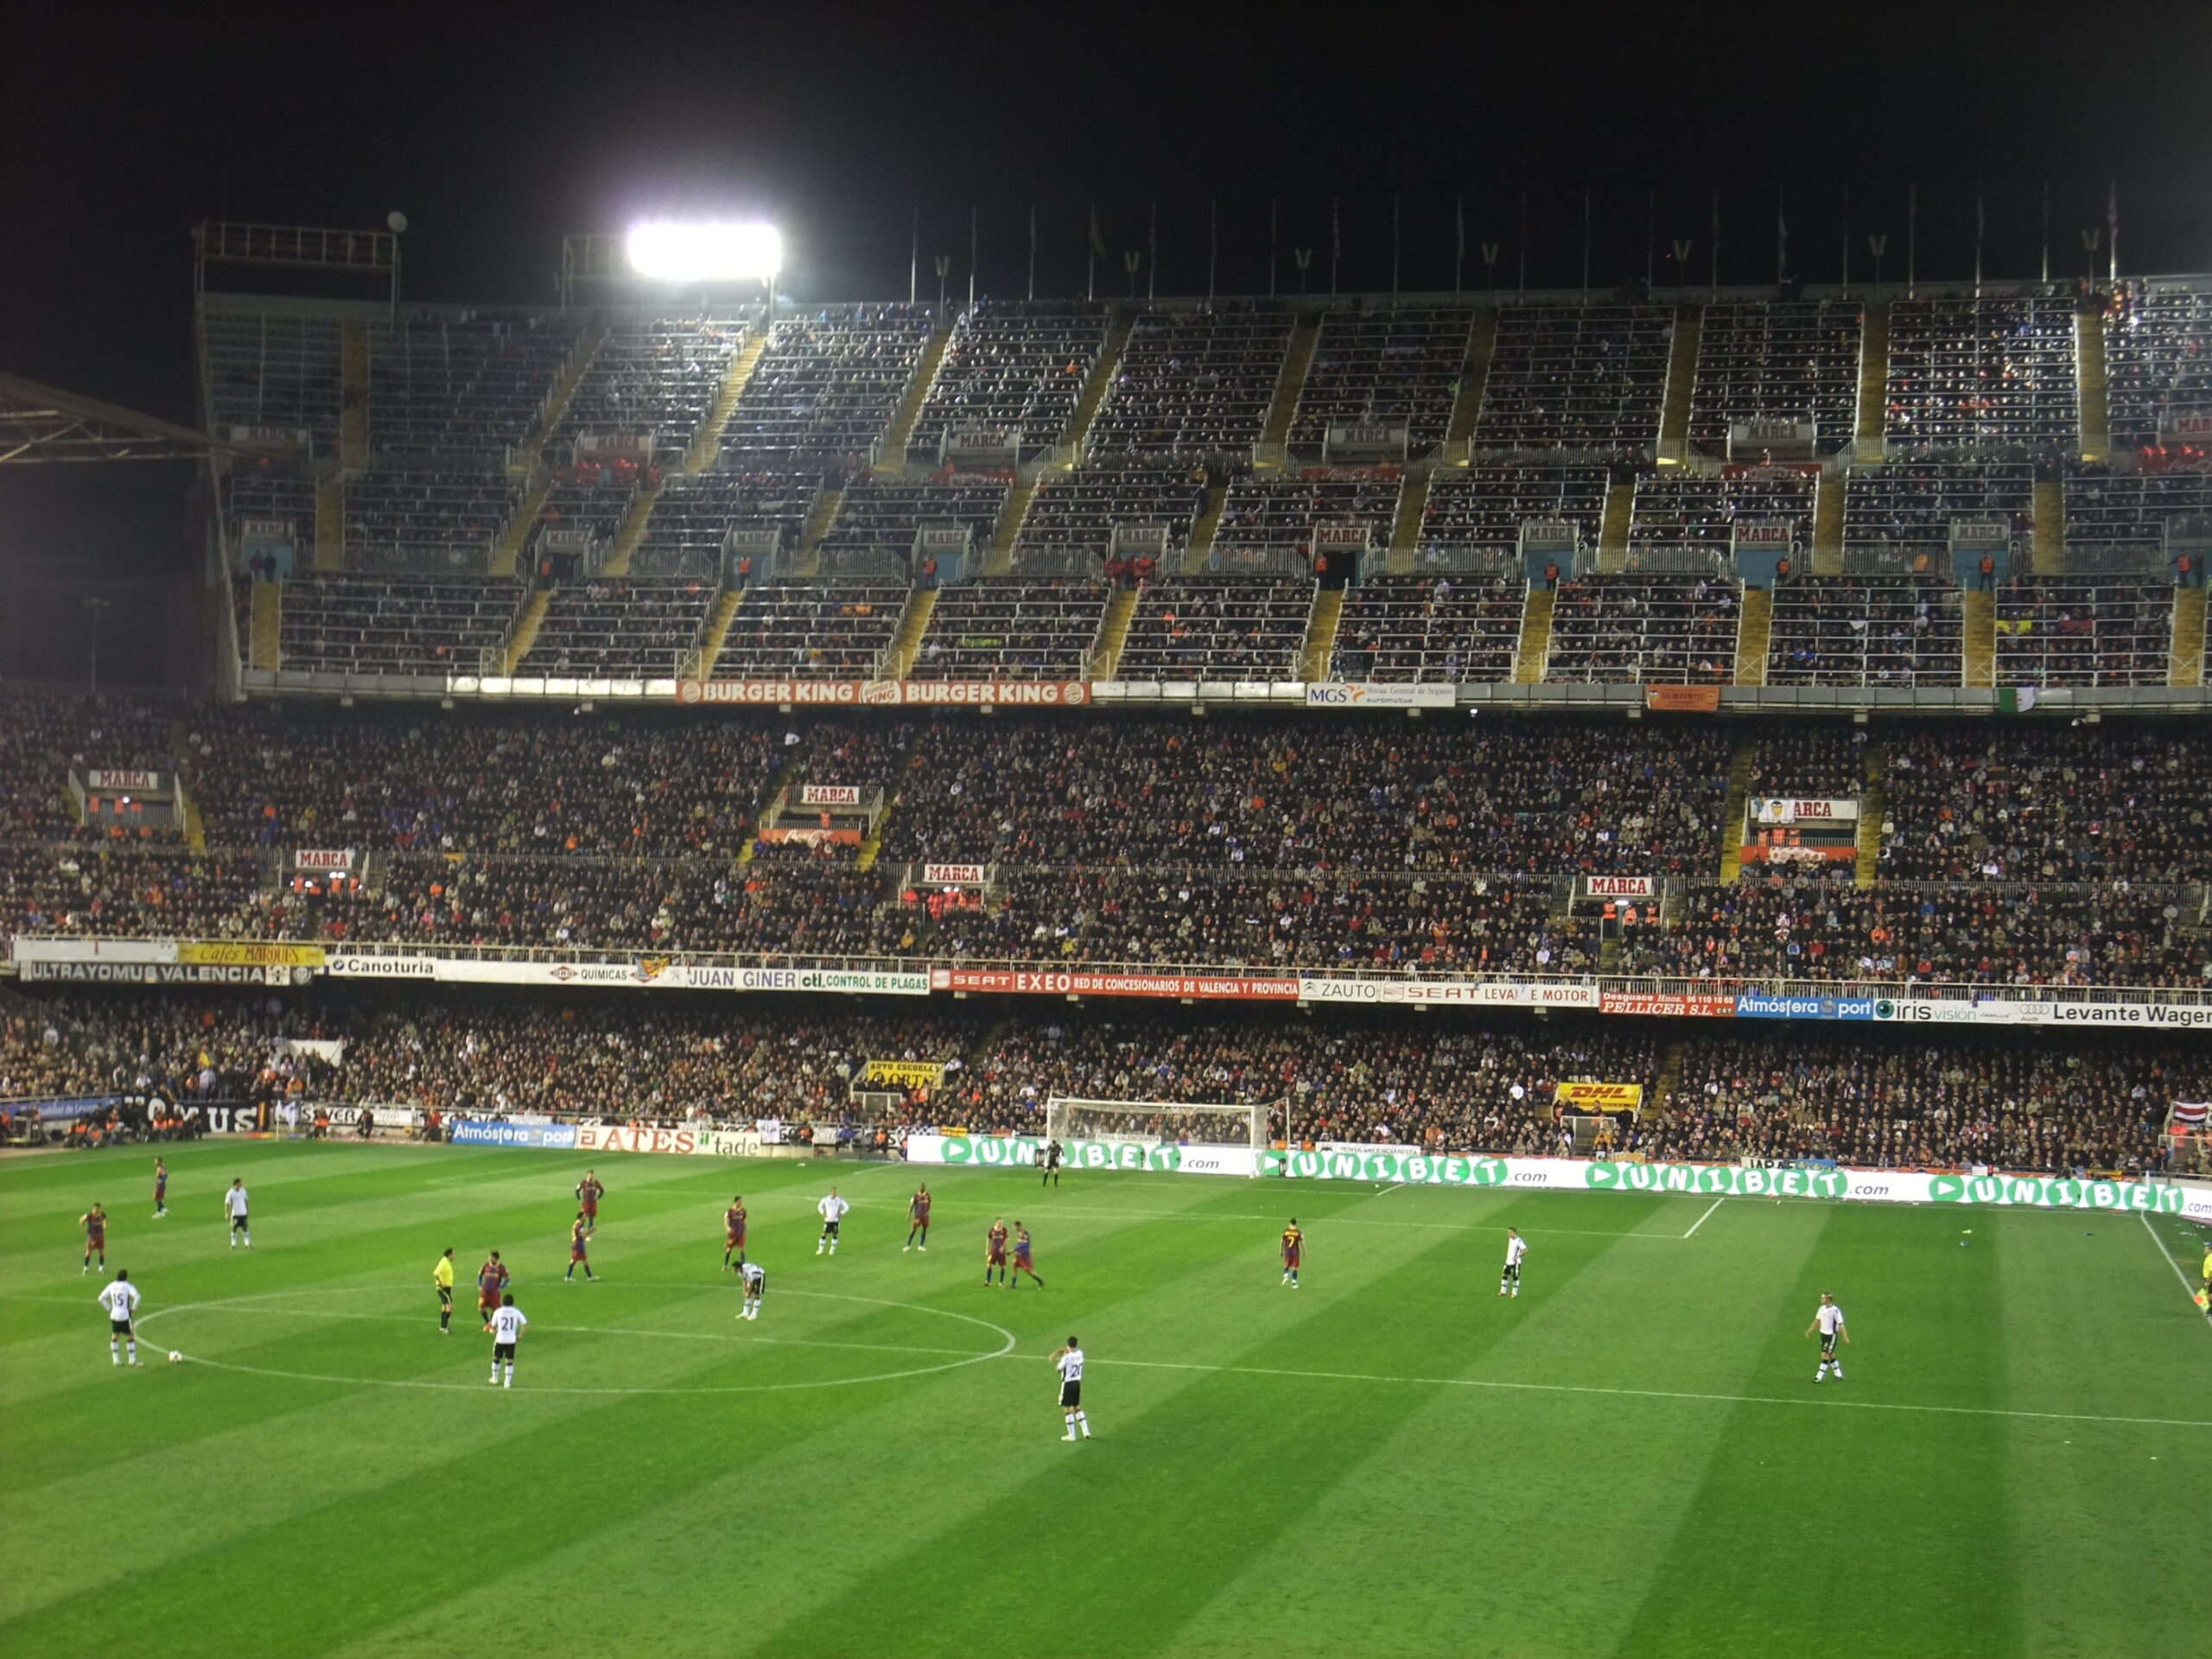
<box><xmin>1597</xmin><ymin>481</ymin><xmax>1633</xmax><ymax>572</ymax></box>
<box><xmin>1856</xmin><ymin>746</ymin><xmax>1885</xmax><ymax>890</ymax></box>
<box><xmin>1255</xmin><ymin>316</ymin><xmax>1320</xmax><ymax>467</ymax></box>
<box><xmin>2031</xmin><ymin>479</ymin><xmax>2066</xmax><ymax>574</ymax></box>
<box><xmin>1386</xmin><ymin>472</ymin><xmax>1430</xmax><ymax>575</ymax></box>
<box><xmin>985</xmin><ymin>475</ymin><xmax>1038</xmax><ymax>576</ymax></box>
<box><xmin>690</xmin><ymin>588</ymin><xmax>746</xmax><ymax>682</ymax></box>
<box><xmin>856</xmin><ymin>749</ymin><xmax>925</xmax><ymax>872</ymax></box>
<box><xmin>1656</xmin><ymin>304</ymin><xmax>1703</xmax><ymax>465</ymax></box>
<box><xmin>491</xmin><ymin>470</ymin><xmax>551</xmax><ymax>578</ymax></box>
<box><xmin>598</xmin><ymin>487</ymin><xmax>659</xmax><ymax>577</ymax></box>
<box><xmin>499</xmin><ymin>590</ymin><xmax>554</xmax><ymax>674</ymax></box>
<box><xmin>885</xmin><ymin>588</ymin><xmax>938</xmax><ymax>679</ymax></box>
<box><xmin>249</xmin><ymin>582</ymin><xmax>283</xmax><ymax>670</ymax></box>
<box><xmin>686</xmin><ymin>332</ymin><xmax>771</xmax><ymax>474</ymax></box>
<box><xmin>1062</xmin><ymin>317</ymin><xmax>1134</xmax><ymax>462</ymax></box>
<box><xmin>1183</xmin><ymin>484</ymin><xmax>1226</xmax><ymax>575</ymax></box>
<box><xmin>339</xmin><ymin>323</ymin><xmax>371</xmax><ymax>470</ymax></box>
<box><xmin>876</xmin><ymin>323</ymin><xmax>954</xmax><ymax>475</ymax></box>
<box><xmin>1810</xmin><ymin>470</ymin><xmax>1845</xmax><ymax>575</ymax></box>
<box><xmin>1443</xmin><ymin>312</ymin><xmax>1497</xmax><ymax>454</ymax></box>
<box><xmin>1088</xmin><ymin>587</ymin><xmax>1140</xmax><ymax>679</ymax></box>
<box><xmin>1732</xmin><ymin>584</ymin><xmax>1771</xmax><ymax>685</ymax></box>
<box><xmin>170</xmin><ymin>720</ymin><xmax>207</xmax><ymax>849</ymax></box>
<box><xmin>1853</xmin><ymin>303</ymin><xmax>1889</xmax><ymax>460</ymax></box>
<box><xmin>1961</xmin><ymin>588</ymin><xmax>1997</xmax><ymax>687</ymax></box>
<box><xmin>2075</xmin><ymin>306</ymin><xmax>2110</xmax><ymax>464</ymax></box>
<box><xmin>2170</xmin><ymin>586</ymin><xmax>2207</xmax><ymax>688</ymax></box>
<box><xmin>740</xmin><ymin>742</ymin><xmax>806</xmax><ymax>864</ymax></box>
<box><xmin>314</xmin><ymin>480</ymin><xmax>345</xmax><ymax>571</ymax></box>
<box><xmin>795</xmin><ymin>486</ymin><xmax>845</xmax><ymax>578</ymax></box>
<box><xmin>1717</xmin><ymin>742</ymin><xmax>1755</xmax><ymax>881</ymax></box>
<box><xmin>1649</xmin><ymin>1042</ymin><xmax>1687</xmax><ymax>1118</ymax></box>
<box><xmin>1511</xmin><ymin>586</ymin><xmax>1553</xmax><ymax>683</ymax></box>
<box><xmin>1298</xmin><ymin>588</ymin><xmax>1344</xmax><ymax>681</ymax></box>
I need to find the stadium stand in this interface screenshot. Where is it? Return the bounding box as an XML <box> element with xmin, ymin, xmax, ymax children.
<box><xmin>546</xmin><ymin>318</ymin><xmax>741</xmax><ymax>458</ymax></box>
<box><xmin>716</xmin><ymin>308</ymin><xmax>935</xmax><ymax>465</ymax></box>
<box><xmin>2061</xmin><ymin>467</ymin><xmax>2212</xmax><ymax>567</ymax></box>
<box><xmin>814</xmin><ymin>480</ymin><xmax>1007</xmax><ymax>580</ymax></box>
<box><xmin>1882</xmin><ymin>296</ymin><xmax>2077</xmax><ymax>454</ymax></box>
<box><xmin>907</xmin><ymin>582</ymin><xmax>1109</xmax><ymax>679</ymax></box>
<box><xmin>1687</xmin><ymin>300</ymin><xmax>1863</xmax><ymax>456</ymax></box>
<box><xmin>200</xmin><ymin>309</ymin><xmax>344</xmax><ymax>454</ymax></box>
<box><xmin>366</xmin><ymin>313</ymin><xmax>585</xmax><ymax>460</ymax></box>
<box><xmin>2102</xmin><ymin>283</ymin><xmax>2212</xmax><ymax>453</ymax></box>
<box><xmin>1111</xmin><ymin>579</ymin><xmax>1313</xmax><ymax>678</ymax></box>
<box><xmin>1287</xmin><ymin>306</ymin><xmax>1475</xmax><ymax>458</ymax></box>
<box><xmin>1472</xmin><ymin>305</ymin><xmax>1673</xmax><ymax>454</ymax></box>
<box><xmin>629</xmin><ymin>470</ymin><xmax>817</xmax><ymax>580</ymax></box>
<box><xmin>222</xmin><ymin>472</ymin><xmax>319</xmax><ymax>564</ymax></box>
<box><xmin>1328</xmin><ymin>575</ymin><xmax>1527</xmax><ymax>682</ymax></box>
<box><xmin>1418</xmin><ymin>465</ymin><xmax>1607</xmax><ymax>568</ymax></box>
<box><xmin>275</xmin><ymin>574</ymin><xmax>524</xmax><ymax>674</ymax></box>
<box><xmin>1084</xmin><ymin>308</ymin><xmax>1294</xmax><ymax>460</ymax></box>
<box><xmin>1010</xmin><ymin>464</ymin><xmax>1204</xmax><ymax>575</ymax></box>
<box><xmin>1765</xmin><ymin>576</ymin><xmax>1964</xmax><ymax>685</ymax></box>
<box><xmin>906</xmin><ymin>303</ymin><xmax>1107</xmax><ymax>462</ymax></box>
<box><xmin>1543</xmin><ymin>576</ymin><xmax>1738</xmax><ymax>683</ymax></box>
<box><xmin>708</xmin><ymin>582</ymin><xmax>908</xmax><ymax>677</ymax></box>
<box><xmin>1209</xmin><ymin>475</ymin><xmax>1402</xmax><ymax>574</ymax></box>
<box><xmin>1842</xmin><ymin>461</ymin><xmax>2033</xmax><ymax>569</ymax></box>
<box><xmin>343</xmin><ymin>468</ymin><xmax>523</xmax><ymax>571</ymax></box>
<box><xmin>516</xmin><ymin>576</ymin><xmax>718</xmax><ymax>678</ymax></box>
<box><xmin>1626</xmin><ymin>470</ymin><xmax>1816</xmax><ymax>565</ymax></box>
<box><xmin>1993</xmin><ymin>576</ymin><xmax>2175</xmax><ymax>686</ymax></box>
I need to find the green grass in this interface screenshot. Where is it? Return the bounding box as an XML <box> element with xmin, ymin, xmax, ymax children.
<box><xmin>2</xmin><ymin>1140</ymin><xmax>2208</xmax><ymax>1658</ymax></box>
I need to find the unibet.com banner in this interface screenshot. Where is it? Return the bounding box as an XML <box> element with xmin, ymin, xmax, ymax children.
<box><xmin>907</xmin><ymin>1134</ymin><xmax>1257</xmax><ymax>1177</ymax></box>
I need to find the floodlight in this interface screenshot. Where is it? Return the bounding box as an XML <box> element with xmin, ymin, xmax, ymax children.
<box><xmin>625</xmin><ymin>221</ymin><xmax>783</xmax><ymax>283</ymax></box>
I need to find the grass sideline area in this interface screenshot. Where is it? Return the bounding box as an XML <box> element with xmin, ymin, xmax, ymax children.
<box><xmin>3</xmin><ymin>1139</ymin><xmax>2208</xmax><ymax>1658</ymax></box>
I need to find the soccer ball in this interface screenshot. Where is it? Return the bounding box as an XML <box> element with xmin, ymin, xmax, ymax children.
<box><xmin>167</xmin><ymin>1351</ymin><xmax>183</xmax><ymax>1363</ymax></box>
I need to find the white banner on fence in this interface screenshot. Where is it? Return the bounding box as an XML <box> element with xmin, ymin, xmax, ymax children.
<box><xmin>1304</xmin><ymin>682</ymin><xmax>1458</xmax><ymax>709</ymax></box>
<box><xmin>321</xmin><ymin>956</ymin><xmax>931</xmax><ymax>995</ymax></box>
<box><xmin>1297</xmin><ymin>976</ymin><xmax>1602</xmax><ymax>1008</ymax></box>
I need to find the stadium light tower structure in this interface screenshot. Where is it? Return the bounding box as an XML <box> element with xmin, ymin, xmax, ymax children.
<box><xmin>561</xmin><ymin>220</ymin><xmax>784</xmax><ymax>315</ymax></box>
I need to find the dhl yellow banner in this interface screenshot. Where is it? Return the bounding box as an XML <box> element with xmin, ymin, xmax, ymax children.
<box><xmin>179</xmin><ymin>941</ymin><xmax>328</xmax><ymax>969</ymax></box>
<box><xmin>862</xmin><ymin>1058</ymin><xmax>948</xmax><ymax>1088</ymax></box>
<box><xmin>1555</xmin><ymin>1080</ymin><xmax>1644</xmax><ymax>1111</ymax></box>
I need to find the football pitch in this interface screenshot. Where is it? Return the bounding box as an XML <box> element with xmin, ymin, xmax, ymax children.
<box><xmin>3</xmin><ymin>1141</ymin><xmax>2208</xmax><ymax>1659</ymax></box>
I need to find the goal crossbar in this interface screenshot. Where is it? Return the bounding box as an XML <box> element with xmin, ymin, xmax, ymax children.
<box><xmin>1044</xmin><ymin>1096</ymin><xmax>1274</xmax><ymax>1161</ymax></box>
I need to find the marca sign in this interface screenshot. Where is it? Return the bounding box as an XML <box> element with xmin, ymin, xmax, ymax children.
<box><xmin>293</xmin><ymin>849</ymin><xmax>356</xmax><ymax>871</ymax></box>
<box><xmin>83</xmin><ymin>768</ymin><xmax>163</xmax><ymax>791</ymax></box>
<box><xmin>1580</xmin><ymin>876</ymin><xmax>1655</xmax><ymax>899</ymax></box>
<box><xmin>1750</xmin><ymin>798</ymin><xmax>1859</xmax><ymax>825</ymax></box>
<box><xmin>2158</xmin><ymin>409</ymin><xmax>2212</xmax><ymax>443</ymax></box>
<box><xmin>797</xmin><ymin>785</ymin><xmax>862</xmax><ymax>807</ymax></box>
<box><xmin>920</xmin><ymin>863</ymin><xmax>988</xmax><ymax>886</ymax></box>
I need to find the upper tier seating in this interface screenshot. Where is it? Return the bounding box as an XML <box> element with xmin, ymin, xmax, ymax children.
<box><xmin>909</xmin><ymin>582</ymin><xmax>1110</xmax><ymax>680</ymax></box>
<box><xmin>2062</xmin><ymin>467</ymin><xmax>2212</xmax><ymax>565</ymax></box>
<box><xmin>1993</xmin><ymin>577</ymin><xmax>2174</xmax><ymax>686</ymax></box>
<box><xmin>717</xmin><ymin>308</ymin><xmax>935</xmax><ymax>465</ymax></box>
<box><xmin>1627</xmin><ymin>471</ymin><xmax>1817</xmax><ymax>565</ymax></box>
<box><xmin>1843</xmin><ymin>462</ymin><xmax>2033</xmax><ymax>569</ymax></box>
<box><xmin>907</xmin><ymin>306</ymin><xmax>1107</xmax><ymax>461</ymax></box>
<box><xmin>1210</xmin><ymin>477</ymin><xmax>1403</xmax><ymax>574</ymax></box>
<box><xmin>1113</xmin><ymin>580</ymin><xmax>1313</xmax><ymax>679</ymax></box>
<box><xmin>276</xmin><ymin>575</ymin><xmax>523</xmax><ymax>675</ymax></box>
<box><xmin>1418</xmin><ymin>466</ymin><xmax>1608</xmax><ymax>567</ymax></box>
<box><xmin>201</xmin><ymin>312</ymin><xmax>344</xmax><ymax>454</ymax></box>
<box><xmin>712</xmin><ymin>583</ymin><xmax>909</xmax><ymax>677</ymax></box>
<box><xmin>1328</xmin><ymin>575</ymin><xmax>1527</xmax><ymax>683</ymax></box>
<box><xmin>1544</xmin><ymin>577</ymin><xmax>1738</xmax><ymax>683</ymax></box>
<box><xmin>1883</xmin><ymin>296</ymin><xmax>2077</xmax><ymax>454</ymax></box>
<box><xmin>1288</xmin><ymin>308</ymin><xmax>1475</xmax><ymax>455</ymax></box>
<box><xmin>222</xmin><ymin>474</ymin><xmax>319</xmax><ymax>563</ymax></box>
<box><xmin>1688</xmin><ymin>300</ymin><xmax>1864</xmax><ymax>456</ymax></box>
<box><xmin>1765</xmin><ymin>578</ymin><xmax>1963</xmax><ymax>686</ymax></box>
<box><xmin>525</xmin><ymin>473</ymin><xmax>640</xmax><ymax>561</ymax></box>
<box><xmin>367</xmin><ymin>314</ymin><xmax>585</xmax><ymax>460</ymax></box>
<box><xmin>631</xmin><ymin>471</ymin><xmax>817</xmax><ymax>580</ymax></box>
<box><xmin>547</xmin><ymin>319</ymin><xmax>741</xmax><ymax>458</ymax></box>
<box><xmin>517</xmin><ymin>577</ymin><xmax>717</xmax><ymax>679</ymax></box>
<box><xmin>1086</xmin><ymin>310</ymin><xmax>1294</xmax><ymax>459</ymax></box>
<box><xmin>1011</xmin><ymin>465</ymin><xmax>1203</xmax><ymax>576</ymax></box>
<box><xmin>343</xmin><ymin>470</ymin><xmax>524</xmax><ymax>573</ymax></box>
<box><xmin>1473</xmin><ymin>305</ymin><xmax>1673</xmax><ymax>454</ymax></box>
<box><xmin>2104</xmin><ymin>286</ymin><xmax>2212</xmax><ymax>452</ymax></box>
<box><xmin>815</xmin><ymin>480</ymin><xmax>1008</xmax><ymax>580</ymax></box>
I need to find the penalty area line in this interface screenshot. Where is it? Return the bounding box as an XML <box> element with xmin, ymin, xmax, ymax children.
<box><xmin>1681</xmin><ymin>1197</ymin><xmax>1725</xmax><ymax>1238</ymax></box>
<box><xmin>1051</xmin><ymin>1354</ymin><xmax>2212</xmax><ymax>1432</ymax></box>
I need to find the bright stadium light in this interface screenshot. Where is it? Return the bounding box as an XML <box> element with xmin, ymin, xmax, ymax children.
<box><xmin>624</xmin><ymin>220</ymin><xmax>783</xmax><ymax>283</ymax></box>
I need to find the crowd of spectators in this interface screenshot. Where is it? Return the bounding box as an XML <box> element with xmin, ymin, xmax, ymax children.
<box><xmin>1473</xmin><ymin>305</ymin><xmax>1673</xmax><ymax>455</ymax></box>
<box><xmin>1287</xmin><ymin>308</ymin><xmax>1475</xmax><ymax>458</ymax></box>
<box><xmin>1764</xmin><ymin>577</ymin><xmax>1963</xmax><ymax>686</ymax></box>
<box><xmin>1543</xmin><ymin>577</ymin><xmax>1738</xmax><ymax>683</ymax></box>
<box><xmin>1087</xmin><ymin>308</ymin><xmax>1294</xmax><ymax>461</ymax></box>
<box><xmin>907</xmin><ymin>304</ymin><xmax>1105</xmax><ymax>463</ymax></box>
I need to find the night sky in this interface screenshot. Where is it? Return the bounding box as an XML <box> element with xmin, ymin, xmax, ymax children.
<box><xmin>3</xmin><ymin>3</ymin><xmax>2209</xmax><ymax>683</ymax></box>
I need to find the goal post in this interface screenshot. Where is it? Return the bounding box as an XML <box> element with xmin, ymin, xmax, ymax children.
<box><xmin>1043</xmin><ymin>1097</ymin><xmax>1275</xmax><ymax>1176</ymax></box>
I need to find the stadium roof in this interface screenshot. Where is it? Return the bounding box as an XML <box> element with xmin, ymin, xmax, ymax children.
<box><xmin>0</xmin><ymin>371</ymin><xmax>246</xmax><ymax>465</ymax></box>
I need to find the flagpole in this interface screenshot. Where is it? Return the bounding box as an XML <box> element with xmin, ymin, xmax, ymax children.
<box><xmin>1086</xmin><ymin>202</ymin><xmax>1096</xmax><ymax>303</ymax></box>
<box><xmin>1709</xmin><ymin>185</ymin><xmax>1719</xmax><ymax>300</ymax></box>
<box><xmin>1268</xmin><ymin>198</ymin><xmax>1279</xmax><ymax>299</ymax></box>
<box><xmin>2038</xmin><ymin>180</ymin><xmax>2050</xmax><ymax>285</ymax></box>
<box><xmin>2107</xmin><ymin>177</ymin><xmax>2119</xmax><ymax>286</ymax></box>
<box><xmin>1580</xmin><ymin>189</ymin><xmax>1591</xmax><ymax>299</ymax></box>
<box><xmin>1840</xmin><ymin>181</ymin><xmax>1851</xmax><ymax>291</ymax></box>
<box><xmin>1147</xmin><ymin>200</ymin><xmax>1158</xmax><ymax>302</ymax></box>
<box><xmin>1390</xmin><ymin>194</ymin><xmax>1402</xmax><ymax>302</ymax></box>
<box><xmin>1027</xmin><ymin>203</ymin><xmax>1037</xmax><ymax>302</ymax></box>
<box><xmin>1776</xmin><ymin>184</ymin><xmax>1786</xmax><ymax>288</ymax></box>
<box><xmin>1517</xmin><ymin>190</ymin><xmax>1527</xmax><ymax>298</ymax></box>
<box><xmin>1331</xmin><ymin>197</ymin><xmax>1340</xmax><ymax>297</ymax></box>
<box><xmin>909</xmin><ymin>207</ymin><xmax>918</xmax><ymax>306</ymax></box>
<box><xmin>1454</xmin><ymin>195</ymin><xmax>1465</xmax><ymax>298</ymax></box>
<box><xmin>1907</xmin><ymin>181</ymin><xmax>1917</xmax><ymax>299</ymax></box>
<box><xmin>968</xmin><ymin>203</ymin><xmax>978</xmax><ymax>313</ymax></box>
<box><xmin>1207</xmin><ymin>199</ymin><xmax>1218</xmax><ymax>304</ymax></box>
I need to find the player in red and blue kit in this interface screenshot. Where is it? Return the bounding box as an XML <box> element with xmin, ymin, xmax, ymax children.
<box><xmin>1011</xmin><ymin>1223</ymin><xmax>1044</xmax><ymax>1288</ymax></box>
<box><xmin>575</xmin><ymin>1173</ymin><xmax>604</xmax><ymax>1235</ymax></box>
<box><xmin>477</xmin><ymin>1251</ymin><xmax>510</xmax><ymax>1326</ymax></box>
<box><xmin>723</xmin><ymin>1198</ymin><xmax>748</xmax><ymax>1269</ymax></box>
<box><xmin>565</xmin><ymin>1215</ymin><xmax>597</xmax><ymax>1281</ymax></box>
<box><xmin>152</xmin><ymin>1159</ymin><xmax>168</xmax><ymax>1218</ymax></box>
<box><xmin>905</xmin><ymin>1185</ymin><xmax>932</xmax><ymax>1251</ymax></box>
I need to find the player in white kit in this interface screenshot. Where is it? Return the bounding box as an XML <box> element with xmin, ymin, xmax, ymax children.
<box><xmin>99</xmin><ymin>1269</ymin><xmax>143</xmax><ymax>1366</ymax></box>
<box><xmin>222</xmin><ymin>1179</ymin><xmax>251</xmax><ymax>1248</ymax></box>
<box><xmin>487</xmin><ymin>1293</ymin><xmax>527</xmax><ymax>1388</ymax></box>
<box><xmin>740</xmin><ymin>1261</ymin><xmax>767</xmax><ymax>1320</ymax></box>
<box><xmin>1807</xmin><ymin>1293</ymin><xmax>1850</xmax><ymax>1381</ymax></box>
<box><xmin>1498</xmin><ymin>1227</ymin><xmax>1528</xmax><ymax>1297</ymax></box>
<box><xmin>816</xmin><ymin>1187</ymin><xmax>849</xmax><ymax>1255</ymax></box>
<box><xmin>1051</xmin><ymin>1336</ymin><xmax>1090</xmax><ymax>1440</ymax></box>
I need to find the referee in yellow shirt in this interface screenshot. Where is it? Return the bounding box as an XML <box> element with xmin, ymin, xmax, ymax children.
<box><xmin>434</xmin><ymin>1247</ymin><xmax>456</xmax><ymax>1334</ymax></box>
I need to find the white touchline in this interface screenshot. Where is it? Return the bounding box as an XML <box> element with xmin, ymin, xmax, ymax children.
<box><xmin>1681</xmin><ymin>1197</ymin><xmax>1726</xmax><ymax>1238</ymax></box>
<box><xmin>2138</xmin><ymin>1211</ymin><xmax>2210</xmax><ymax>1322</ymax></box>
<box><xmin>1053</xmin><ymin>1354</ymin><xmax>2212</xmax><ymax>1432</ymax></box>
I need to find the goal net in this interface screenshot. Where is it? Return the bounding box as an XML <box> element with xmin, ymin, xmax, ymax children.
<box><xmin>1044</xmin><ymin>1097</ymin><xmax>1273</xmax><ymax>1173</ymax></box>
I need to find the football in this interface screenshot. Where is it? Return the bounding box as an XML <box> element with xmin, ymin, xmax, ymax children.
<box><xmin>167</xmin><ymin>1351</ymin><xmax>182</xmax><ymax>1363</ymax></box>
